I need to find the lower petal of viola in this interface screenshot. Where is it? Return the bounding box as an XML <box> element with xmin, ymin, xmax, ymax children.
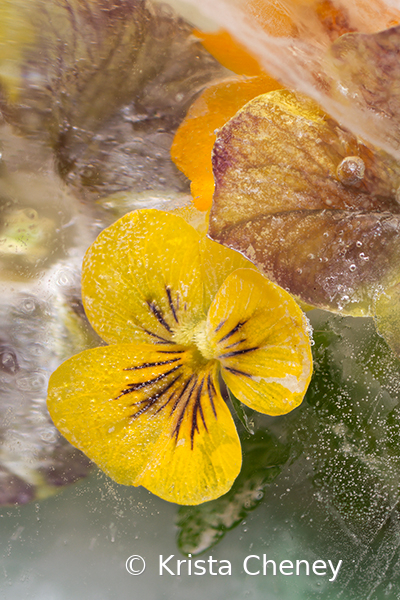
<box><xmin>47</xmin><ymin>342</ymin><xmax>241</xmax><ymax>504</ymax></box>
<box><xmin>137</xmin><ymin>363</ymin><xmax>242</xmax><ymax>505</ymax></box>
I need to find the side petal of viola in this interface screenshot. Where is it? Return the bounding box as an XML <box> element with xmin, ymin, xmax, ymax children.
<box><xmin>82</xmin><ymin>210</ymin><xmax>204</xmax><ymax>345</ymax></box>
<box><xmin>47</xmin><ymin>343</ymin><xmax>241</xmax><ymax>504</ymax></box>
<box><xmin>205</xmin><ymin>269</ymin><xmax>313</xmax><ymax>415</ymax></box>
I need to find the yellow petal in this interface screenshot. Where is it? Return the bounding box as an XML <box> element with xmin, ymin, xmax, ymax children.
<box><xmin>82</xmin><ymin>210</ymin><xmax>204</xmax><ymax>345</ymax></box>
<box><xmin>374</xmin><ymin>282</ymin><xmax>400</xmax><ymax>358</ymax></box>
<box><xmin>205</xmin><ymin>269</ymin><xmax>312</xmax><ymax>415</ymax></box>
<box><xmin>199</xmin><ymin>235</ymin><xmax>256</xmax><ymax>312</ymax></box>
<box><xmin>47</xmin><ymin>343</ymin><xmax>241</xmax><ymax>505</ymax></box>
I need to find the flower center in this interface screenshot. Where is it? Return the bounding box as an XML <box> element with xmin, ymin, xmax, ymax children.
<box><xmin>172</xmin><ymin>318</ymin><xmax>215</xmax><ymax>362</ymax></box>
<box><xmin>192</xmin><ymin>320</ymin><xmax>215</xmax><ymax>360</ymax></box>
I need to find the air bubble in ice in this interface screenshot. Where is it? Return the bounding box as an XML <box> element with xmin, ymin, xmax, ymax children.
<box><xmin>16</xmin><ymin>373</ymin><xmax>47</xmax><ymax>392</ymax></box>
<box><xmin>337</xmin><ymin>156</ymin><xmax>365</xmax><ymax>185</ymax></box>
<box><xmin>20</xmin><ymin>298</ymin><xmax>37</xmax><ymax>314</ymax></box>
<box><xmin>0</xmin><ymin>347</ymin><xmax>19</xmax><ymax>374</ymax></box>
<box><xmin>349</xmin><ymin>264</ymin><xmax>357</xmax><ymax>272</ymax></box>
<box><xmin>39</xmin><ymin>428</ymin><xmax>58</xmax><ymax>443</ymax></box>
<box><xmin>55</xmin><ymin>268</ymin><xmax>74</xmax><ymax>287</ymax></box>
<box><xmin>57</xmin><ymin>274</ymin><xmax>70</xmax><ymax>286</ymax></box>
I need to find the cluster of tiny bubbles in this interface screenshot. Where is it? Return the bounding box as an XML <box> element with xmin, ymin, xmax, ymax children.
<box><xmin>336</xmin><ymin>156</ymin><xmax>365</xmax><ymax>186</ymax></box>
<box><xmin>336</xmin><ymin>294</ymin><xmax>351</xmax><ymax>312</ymax></box>
<box><xmin>302</xmin><ymin>313</ymin><xmax>314</xmax><ymax>345</ymax></box>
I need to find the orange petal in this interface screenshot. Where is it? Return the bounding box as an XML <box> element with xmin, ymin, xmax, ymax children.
<box><xmin>194</xmin><ymin>0</ymin><xmax>297</xmax><ymax>76</ymax></box>
<box><xmin>171</xmin><ymin>74</ymin><xmax>281</xmax><ymax>211</ymax></box>
<box><xmin>194</xmin><ymin>29</ymin><xmax>265</xmax><ymax>77</ymax></box>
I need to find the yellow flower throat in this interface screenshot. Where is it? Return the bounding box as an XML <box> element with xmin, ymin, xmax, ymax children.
<box><xmin>173</xmin><ymin>319</ymin><xmax>215</xmax><ymax>364</ymax></box>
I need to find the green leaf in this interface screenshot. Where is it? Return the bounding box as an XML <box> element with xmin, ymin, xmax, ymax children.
<box><xmin>176</xmin><ymin>430</ymin><xmax>290</xmax><ymax>555</ymax></box>
<box><xmin>295</xmin><ymin>311</ymin><xmax>400</xmax><ymax>541</ymax></box>
<box><xmin>228</xmin><ymin>388</ymin><xmax>254</xmax><ymax>435</ymax></box>
<box><xmin>177</xmin><ymin>311</ymin><xmax>400</xmax><ymax>554</ymax></box>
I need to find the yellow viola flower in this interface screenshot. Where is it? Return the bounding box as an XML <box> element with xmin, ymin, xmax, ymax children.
<box><xmin>47</xmin><ymin>209</ymin><xmax>312</xmax><ymax>505</ymax></box>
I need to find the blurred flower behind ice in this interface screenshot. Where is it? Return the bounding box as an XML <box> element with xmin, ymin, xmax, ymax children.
<box><xmin>0</xmin><ymin>0</ymin><xmax>223</xmax><ymax>208</ymax></box>
<box><xmin>0</xmin><ymin>117</ymin><xmax>100</xmax><ymax>502</ymax></box>
<box><xmin>178</xmin><ymin>0</ymin><xmax>400</xmax><ymax>158</ymax></box>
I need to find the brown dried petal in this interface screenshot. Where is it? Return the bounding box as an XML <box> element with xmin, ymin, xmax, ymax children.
<box><xmin>209</xmin><ymin>90</ymin><xmax>400</xmax><ymax>315</ymax></box>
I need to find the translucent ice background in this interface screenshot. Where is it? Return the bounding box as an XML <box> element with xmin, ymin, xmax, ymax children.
<box><xmin>3</xmin><ymin>311</ymin><xmax>400</xmax><ymax>600</ymax></box>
